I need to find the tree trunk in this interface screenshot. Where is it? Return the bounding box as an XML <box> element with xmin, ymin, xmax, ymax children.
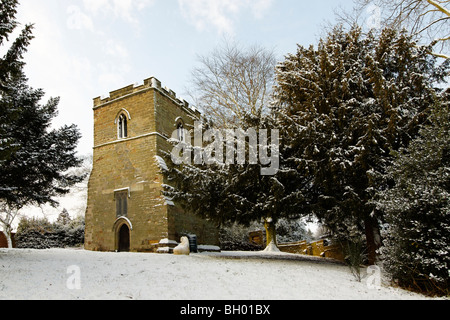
<box><xmin>6</xmin><ymin>231</ymin><xmax>12</xmax><ymax>249</ymax></box>
<box><xmin>264</xmin><ymin>218</ymin><xmax>277</xmax><ymax>248</ymax></box>
<box><xmin>1</xmin><ymin>229</ymin><xmax>12</xmax><ymax>249</ymax></box>
<box><xmin>364</xmin><ymin>217</ymin><xmax>381</xmax><ymax>265</ymax></box>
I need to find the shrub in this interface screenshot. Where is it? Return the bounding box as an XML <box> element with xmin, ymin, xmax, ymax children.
<box><xmin>15</xmin><ymin>215</ymin><xmax>85</xmax><ymax>249</ymax></box>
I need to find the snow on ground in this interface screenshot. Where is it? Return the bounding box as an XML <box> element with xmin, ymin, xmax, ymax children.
<box><xmin>0</xmin><ymin>248</ymin><xmax>433</xmax><ymax>300</ymax></box>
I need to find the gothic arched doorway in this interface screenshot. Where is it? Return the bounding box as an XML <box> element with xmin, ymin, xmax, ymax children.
<box><xmin>118</xmin><ymin>224</ymin><xmax>130</xmax><ymax>252</ymax></box>
<box><xmin>113</xmin><ymin>217</ymin><xmax>133</xmax><ymax>252</ymax></box>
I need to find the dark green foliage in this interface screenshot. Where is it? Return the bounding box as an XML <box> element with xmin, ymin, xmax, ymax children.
<box><xmin>375</xmin><ymin>101</ymin><xmax>450</xmax><ymax>296</ymax></box>
<box><xmin>162</xmin><ymin>115</ymin><xmax>295</xmax><ymax>247</ymax></box>
<box><xmin>273</xmin><ymin>25</ymin><xmax>449</xmax><ymax>262</ymax></box>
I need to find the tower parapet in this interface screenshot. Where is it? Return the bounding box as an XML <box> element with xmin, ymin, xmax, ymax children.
<box><xmin>93</xmin><ymin>77</ymin><xmax>199</xmax><ymax>117</ymax></box>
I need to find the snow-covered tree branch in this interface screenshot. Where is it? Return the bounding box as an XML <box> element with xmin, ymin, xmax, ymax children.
<box><xmin>374</xmin><ymin>100</ymin><xmax>450</xmax><ymax>295</ymax></box>
<box><xmin>344</xmin><ymin>0</ymin><xmax>450</xmax><ymax>58</ymax></box>
<box><xmin>273</xmin><ymin>25</ymin><xmax>449</xmax><ymax>265</ymax></box>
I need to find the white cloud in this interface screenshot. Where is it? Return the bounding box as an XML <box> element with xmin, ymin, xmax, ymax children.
<box><xmin>82</xmin><ymin>0</ymin><xmax>154</xmax><ymax>25</ymax></box>
<box><xmin>65</xmin><ymin>0</ymin><xmax>155</xmax><ymax>33</ymax></box>
<box><xmin>66</xmin><ymin>5</ymin><xmax>94</xmax><ymax>31</ymax></box>
<box><xmin>104</xmin><ymin>40</ymin><xmax>129</xmax><ymax>59</ymax></box>
<box><xmin>250</xmin><ymin>0</ymin><xmax>274</xmax><ymax>19</ymax></box>
<box><xmin>178</xmin><ymin>0</ymin><xmax>274</xmax><ymax>35</ymax></box>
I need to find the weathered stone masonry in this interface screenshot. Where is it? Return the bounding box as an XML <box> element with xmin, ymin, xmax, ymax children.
<box><xmin>84</xmin><ymin>77</ymin><xmax>219</xmax><ymax>253</ymax></box>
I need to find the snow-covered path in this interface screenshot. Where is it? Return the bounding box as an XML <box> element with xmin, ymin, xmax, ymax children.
<box><xmin>0</xmin><ymin>248</ymin><xmax>430</xmax><ymax>300</ymax></box>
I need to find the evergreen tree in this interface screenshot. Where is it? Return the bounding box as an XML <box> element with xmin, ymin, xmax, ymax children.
<box><xmin>0</xmin><ymin>0</ymin><xmax>84</xmax><ymax>246</ymax></box>
<box><xmin>162</xmin><ymin>115</ymin><xmax>297</xmax><ymax>249</ymax></box>
<box><xmin>273</xmin><ymin>25</ymin><xmax>449</xmax><ymax>264</ymax></box>
<box><xmin>56</xmin><ymin>208</ymin><xmax>71</xmax><ymax>226</ymax></box>
<box><xmin>375</xmin><ymin>100</ymin><xmax>450</xmax><ymax>295</ymax></box>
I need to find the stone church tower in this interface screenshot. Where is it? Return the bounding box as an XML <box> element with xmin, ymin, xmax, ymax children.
<box><xmin>84</xmin><ymin>77</ymin><xmax>219</xmax><ymax>253</ymax></box>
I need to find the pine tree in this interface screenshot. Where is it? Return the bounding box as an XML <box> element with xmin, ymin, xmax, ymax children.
<box><xmin>375</xmin><ymin>100</ymin><xmax>450</xmax><ymax>295</ymax></box>
<box><xmin>273</xmin><ymin>25</ymin><xmax>449</xmax><ymax>264</ymax></box>
<box><xmin>56</xmin><ymin>208</ymin><xmax>71</xmax><ymax>226</ymax></box>
<box><xmin>0</xmin><ymin>0</ymin><xmax>84</xmax><ymax>247</ymax></box>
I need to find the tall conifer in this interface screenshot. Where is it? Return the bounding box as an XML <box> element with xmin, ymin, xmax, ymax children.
<box><xmin>273</xmin><ymin>26</ymin><xmax>448</xmax><ymax>264</ymax></box>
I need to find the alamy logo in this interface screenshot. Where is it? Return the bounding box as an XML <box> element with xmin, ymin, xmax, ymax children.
<box><xmin>171</xmin><ymin>121</ymin><xmax>280</xmax><ymax>176</ymax></box>
<box><xmin>66</xmin><ymin>265</ymin><xmax>81</xmax><ymax>290</ymax></box>
<box><xmin>366</xmin><ymin>265</ymin><xmax>382</xmax><ymax>290</ymax></box>
<box><xmin>366</xmin><ymin>4</ymin><xmax>381</xmax><ymax>30</ymax></box>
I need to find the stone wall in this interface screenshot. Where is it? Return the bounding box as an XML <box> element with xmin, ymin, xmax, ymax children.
<box><xmin>278</xmin><ymin>239</ymin><xmax>346</xmax><ymax>262</ymax></box>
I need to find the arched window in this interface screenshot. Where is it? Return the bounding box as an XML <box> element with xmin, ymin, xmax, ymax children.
<box><xmin>177</xmin><ymin>122</ymin><xmax>185</xmax><ymax>143</ymax></box>
<box><xmin>118</xmin><ymin>114</ymin><xmax>128</xmax><ymax>139</ymax></box>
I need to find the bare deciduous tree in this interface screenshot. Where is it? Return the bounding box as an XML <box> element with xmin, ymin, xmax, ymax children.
<box><xmin>187</xmin><ymin>40</ymin><xmax>276</xmax><ymax>128</ymax></box>
<box><xmin>340</xmin><ymin>0</ymin><xmax>449</xmax><ymax>58</ymax></box>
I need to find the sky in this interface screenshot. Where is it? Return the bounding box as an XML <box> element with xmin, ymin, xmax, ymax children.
<box><xmin>13</xmin><ymin>0</ymin><xmax>361</xmax><ymax>156</ymax></box>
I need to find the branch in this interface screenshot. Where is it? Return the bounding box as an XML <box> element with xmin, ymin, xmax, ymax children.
<box><xmin>429</xmin><ymin>51</ymin><xmax>450</xmax><ymax>59</ymax></box>
<box><xmin>415</xmin><ymin>16</ymin><xmax>450</xmax><ymax>35</ymax></box>
<box><xmin>426</xmin><ymin>0</ymin><xmax>450</xmax><ymax>17</ymax></box>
